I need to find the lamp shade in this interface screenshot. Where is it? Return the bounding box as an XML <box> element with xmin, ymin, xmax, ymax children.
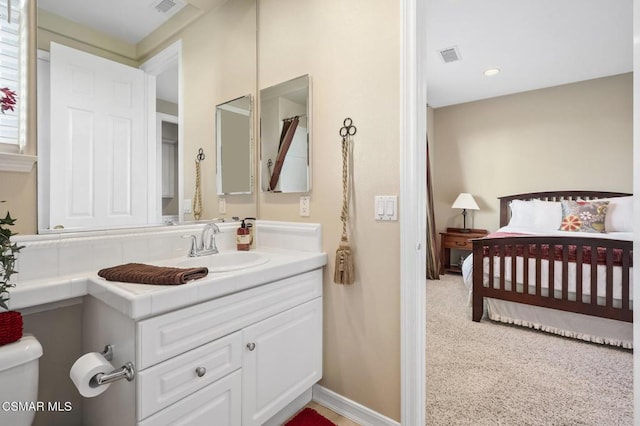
<box><xmin>452</xmin><ymin>193</ymin><xmax>479</xmax><ymax>210</ymax></box>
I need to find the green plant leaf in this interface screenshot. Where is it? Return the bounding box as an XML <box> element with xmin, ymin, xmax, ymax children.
<box><xmin>0</xmin><ymin>210</ymin><xmax>21</xmax><ymax>305</ymax></box>
<box><xmin>0</xmin><ymin>212</ymin><xmax>16</xmax><ymax>228</ymax></box>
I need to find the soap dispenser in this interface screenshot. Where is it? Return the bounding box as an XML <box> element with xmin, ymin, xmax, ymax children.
<box><xmin>237</xmin><ymin>217</ymin><xmax>256</xmax><ymax>251</ymax></box>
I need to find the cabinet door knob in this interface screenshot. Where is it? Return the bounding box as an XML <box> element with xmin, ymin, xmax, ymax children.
<box><xmin>195</xmin><ymin>366</ymin><xmax>206</xmax><ymax>377</ymax></box>
<box><xmin>246</xmin><ymin>342</ymin><xmax>256</xmax><ymax>351</ymax></box>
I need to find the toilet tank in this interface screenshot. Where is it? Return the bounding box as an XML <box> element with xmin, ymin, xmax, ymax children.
<box><xmin>0</xmin><ymin>334</ymin><xmax>43</xmax><ymax>426</ymax></box>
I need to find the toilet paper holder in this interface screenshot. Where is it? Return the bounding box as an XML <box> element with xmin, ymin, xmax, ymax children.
<box><xmin>89</xmin><ymin>345</ymin><xmax>136</xmax><ymax>388</ymax></box>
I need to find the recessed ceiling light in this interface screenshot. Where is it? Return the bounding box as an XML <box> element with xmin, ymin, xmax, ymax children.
<box><xmin>484</xmin><ymin>68</ymin><xmax>500</xmax><ymax>77</ymax></box>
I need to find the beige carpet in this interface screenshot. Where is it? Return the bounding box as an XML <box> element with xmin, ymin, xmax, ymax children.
<box><xmin>426</xmin><ymin>274</ymin><xmax>633</xmax><ymax>426</ymax></box>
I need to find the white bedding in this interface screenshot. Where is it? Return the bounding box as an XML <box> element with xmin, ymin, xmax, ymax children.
<box><xmin>462</xmin><ymin>225</ymin><xmax>633</xmax><ymax>348</ymax></box>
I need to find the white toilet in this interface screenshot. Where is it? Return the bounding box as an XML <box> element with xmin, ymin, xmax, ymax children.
<box><xmin>0</xmin><ymin>334</ymin><xmax>43</xmax><ymax>426</ymax></box>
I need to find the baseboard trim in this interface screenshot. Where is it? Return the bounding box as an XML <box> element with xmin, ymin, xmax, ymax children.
<box><xmin>312</xmin><ymin>385</ymin><xmax>400</xmax><ymax>426</ymax></box>
<box><xmin>263</xmin><ymin>388</ymin><xmax>312</xmax><ymax>426</ymax></box>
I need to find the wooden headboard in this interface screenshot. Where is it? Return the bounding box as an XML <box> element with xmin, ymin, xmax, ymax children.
<box><xmin>498</xmin><ymin>190</ymin><xmax>632</xmax><ymax>227</ymax></box>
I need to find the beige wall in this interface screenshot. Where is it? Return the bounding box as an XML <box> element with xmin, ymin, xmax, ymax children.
<box><xmin>432</xmin><ymin>73</ymin><xmax>633</xmax><ymax>234</ymax></box>
<box><xmin>259</xmin><ymin>0</ymin><xmax>401</xmax><ymax>420</ymax></box>
<box><xmin>0</xmin><ymin>171</ymin><xmax>37</xmax><ymax>235</ymax></box>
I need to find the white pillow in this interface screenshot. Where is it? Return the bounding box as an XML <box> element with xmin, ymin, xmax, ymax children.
<box><xmin>596</xmin><ymin>196</ymin><xmax>633</xmax><ymax>232</ymax></box>
<box><xmin>508</xmin><ymin>199</ymin><xmax>562</xmax><ymax>231</ymax></box>
<box><xmin>533</xmin><ymin>200</ymin><xmax>563</xmax><ymax>231</ymax></box>
<box><xmin>508</xmin><ymin>200</ymin><xmax>536</xmax><ymax>227</ymax></box>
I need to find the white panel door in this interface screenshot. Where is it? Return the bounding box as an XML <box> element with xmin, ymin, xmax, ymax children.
<box><xmin>242</xmin><ymin>297</ymin><xmax>322</xmax><ymax>426</ymax></box>
<box><xmin>49</xmin><ymin>42</ymin><xmax>148</xmax><ymax>230</ymax></box>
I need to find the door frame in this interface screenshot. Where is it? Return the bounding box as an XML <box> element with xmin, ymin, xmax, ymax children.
<box><xmin>632</xmin><ymin>0</ymin><xmax>639</xmax><ymax>417</ymax></box>
<box><xmin>157</xmin><ymin>112</ymin><xmax>179</xmax><ymax>221</ymax></box>
<box><xmin>400</xmin><ymin>0</ymin><xmax>427</xmax><ymax>424</ymax></box>
<box><xmin>140</xmin><ymin>40</ymin><xmax>184</xmax><ymax>223</ymax></box>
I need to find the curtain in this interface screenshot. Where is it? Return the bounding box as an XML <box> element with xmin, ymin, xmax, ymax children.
<box><xmin>268</xmin><ymin>116</ymin><xmax>300</xmax><ymax>191</ymax></box>
<box><xmin>426</xmin><ymin>137</ymin><xmax>440</xmax><ymax>279</ymax></box>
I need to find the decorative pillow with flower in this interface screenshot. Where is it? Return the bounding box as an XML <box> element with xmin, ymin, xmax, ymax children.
<box><xmin>559</xmin><ymin>200</ymin><xmax>609</xmax><ymax>233</ymax></box>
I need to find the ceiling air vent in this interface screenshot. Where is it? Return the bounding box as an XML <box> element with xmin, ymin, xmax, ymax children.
<box><xmin>439</xmin><ymin>46</ymin><xmax>461</xmax><ymax>63</ymax></box>
<box><xmin>153</xmin><ymin>0</ymin><xmax>179</xmax><ymax>14</ymax></box>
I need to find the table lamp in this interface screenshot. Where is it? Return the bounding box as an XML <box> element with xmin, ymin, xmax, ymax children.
<box><xmin>452</xmin><ymin>193</ymin><xmax>479</xmax><ymax>232</ymax></box>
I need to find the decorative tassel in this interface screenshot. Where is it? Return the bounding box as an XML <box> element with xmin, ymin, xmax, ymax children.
<box><xmin>333</xmin><ymin>118</ymin><xmax>357</xmax><ymax>285</ymax></box>
<box><xmin>193</xmin><ymin>148</ymin><xmax>205</xmax><ymax>221</ymax></box>
<box><xmin>334</xmin><ymin>236</ymin><xmax>354</xmax><ymax>285</ymax></box>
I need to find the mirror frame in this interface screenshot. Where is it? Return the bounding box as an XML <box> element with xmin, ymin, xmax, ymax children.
<box><xmin>259</xmin><ymin>74</ymin><xmax>311</xmax><ymax>193</ymax></box>
<box><xmin>215</xmin><ymin>94</ymin><xmax>254</xmax><ymax>195</ymax></box>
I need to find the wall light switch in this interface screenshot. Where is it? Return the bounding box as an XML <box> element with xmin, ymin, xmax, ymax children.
<box><xmin>385</xmin><ymin>198</ymin><xmax>395</xmax><ymax>216</ymax></box>
<box><xmin>219</xmin><ymin>198</ymin><xmax>226</xmax><ymax>214</ymax></box>
<box><xmin>376</xmin><ymin>198</ymin><xmax>385</xmax><ymax>216</ymax></box>
<box><xmin>375</xmin><ymin>195</ymin><xmax>398</xmax><ymax>221</ymax></box>
<box><xmin>183</xmin><ymin>199</ymin><xmax>192</xmax><ymax>214</ymax></box>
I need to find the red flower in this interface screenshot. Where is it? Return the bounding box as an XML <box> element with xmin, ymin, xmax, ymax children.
<box><xmin>561</xmin><ymin>215</ymin><xmax>582</xmax><ymax>231</ymax></box>
<box><xmin>0</xmin><ymin>88</ymin><xmax>17</xmax><ymax>114</ymax></box>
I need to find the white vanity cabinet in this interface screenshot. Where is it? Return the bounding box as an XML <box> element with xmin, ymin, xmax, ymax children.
<box><xmin>82</xmin><ymin>268</ymin><xmax>323</xmax><ymax>426</ymax></box>
<box><xmin>242</xmin><ymin>298</ymin><xmax>322</xmax><ymax>426</ymax></box>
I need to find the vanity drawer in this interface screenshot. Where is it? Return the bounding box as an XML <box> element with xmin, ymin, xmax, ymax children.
<box><xmin>138</xmin><ymin>369</ymin><xmax>241</xmax><ymax>426</ymax></box>
<box><xmin>137</xmin><ymin>332</ymin><xmax>242</xmax><ymax>421</ymax></box>
<box><xmin>137</xmin><ymin>269</ymin><xmax>322</xmax><ymax>369</ymax></box>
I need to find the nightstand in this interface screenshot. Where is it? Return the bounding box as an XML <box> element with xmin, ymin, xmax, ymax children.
<box><xmin>439</xmin><ymin>228</ymin><xmax>488</xmax><ymax>275</ymax></box>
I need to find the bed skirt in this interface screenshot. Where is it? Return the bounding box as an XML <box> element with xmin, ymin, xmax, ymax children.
<box><xmin>485</xmin><ymin>298</ymin><xmax>633</xmax><ymax>349</ymax></box>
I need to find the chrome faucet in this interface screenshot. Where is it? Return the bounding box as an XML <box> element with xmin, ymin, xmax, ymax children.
<box><xmin>183</xmin><ymin>223</ymin><xmax>220</xmax><ymax>257</ymax></box>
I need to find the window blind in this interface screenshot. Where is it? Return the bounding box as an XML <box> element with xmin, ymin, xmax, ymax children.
<box><xmin>0</xmin><ymin>0</ymin><xmax>21</xmax><ymax>145</ymax></box>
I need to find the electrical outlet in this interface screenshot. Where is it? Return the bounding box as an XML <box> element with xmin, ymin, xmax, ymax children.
<box><xmin>183</xmin><ymin>199</ymin><xmax>192</xmax><ymax>214</ymax></box>
<box><xmin>219</xmin><ymin>198</ymin><xmax>226</xmax><ymax>214</ymax></box>
<box><xmin>299</xmin><ymin>196</ymin><xmax>311</xmax><ymax>217</ymax></box>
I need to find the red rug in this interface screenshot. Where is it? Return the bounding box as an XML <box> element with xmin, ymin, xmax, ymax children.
<box><xmin>285</xmin><ymin>408</ymin><xmax>337</xmax><ymax>426</ymax></box>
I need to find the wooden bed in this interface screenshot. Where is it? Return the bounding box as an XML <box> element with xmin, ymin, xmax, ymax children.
<box><xmin>470</xmin><ymin>191</ymin><xmax>633</xmax><ymax>335</ymax></box>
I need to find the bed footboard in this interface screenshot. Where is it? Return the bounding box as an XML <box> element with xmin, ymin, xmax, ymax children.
<box><xmin>471</xmin><ymin>236</ymin><xmax>633</xmax><ymax>323</ymax></box>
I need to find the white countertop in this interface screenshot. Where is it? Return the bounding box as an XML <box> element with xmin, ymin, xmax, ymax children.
<box><xmin>11</xmin><ymin>248</ymin><xmax>327</xmax><ymax>320</ymax></box>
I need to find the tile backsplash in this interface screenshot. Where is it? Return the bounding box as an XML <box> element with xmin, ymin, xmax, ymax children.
<box><xmin>14</xmin><ymin>223</ymin><xmax>237</xmax><ymax>283</ymax></box>
<box><xmin>13</xmin><ymin>220</ymin><xmax>322</xmax><ymax>285</ymax></box>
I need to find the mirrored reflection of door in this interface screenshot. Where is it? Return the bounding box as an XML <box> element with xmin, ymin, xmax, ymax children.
<box><xmin>47</xmin><ymin>42</ymin><xmax>149</xmax><ymax>231</ymax></box>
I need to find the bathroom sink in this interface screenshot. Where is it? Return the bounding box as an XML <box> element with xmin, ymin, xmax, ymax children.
<box><xmin>176</xmin><ymin>251</ymin><xmax>269</xmax><ymax>273</ymax></box>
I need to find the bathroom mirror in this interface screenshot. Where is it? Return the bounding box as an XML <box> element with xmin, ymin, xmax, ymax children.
<box><xmin>260</xmin><ymin>75</ymin><xmax>311</xmax><ymax>193</ymax></box>
<box><xmin>216</xmin><ymin>95</ymin><xmax>253</xmax><ymax>195</ymax></box>
<box><xmin>36</xmin><ymin>0</ymin><xmax>184</xmax><ymax>232</ymax></box>
<box><xmin>34</xmin><ymin>0</ymin><xmax>258</xmax><ymax>232</ymax></box>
